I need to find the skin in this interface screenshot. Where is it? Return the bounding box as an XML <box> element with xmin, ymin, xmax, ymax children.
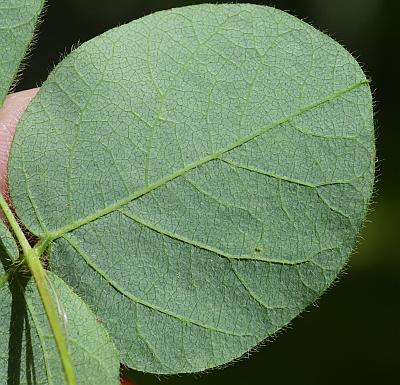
<box><xmin>0</xmin><ymin>89</ymin><xmax>136</xmax><ymax>385</ymax></box>
<box><xmin>0</xmin><ymin>89</ymin><xmax>38</xmax><ymax>202</ymax></box>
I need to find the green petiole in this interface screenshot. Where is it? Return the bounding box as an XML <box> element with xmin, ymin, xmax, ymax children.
<box><xmin>0</xmin><ymin>193</ymin><xmax>77</xmax><ymax>385</ymax></box>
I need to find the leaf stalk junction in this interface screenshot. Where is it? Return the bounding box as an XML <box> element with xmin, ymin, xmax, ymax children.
<box><xmin>0</xmin><ymin>193</ymin><xmax>77</xmax><ymax>385</ymax></box>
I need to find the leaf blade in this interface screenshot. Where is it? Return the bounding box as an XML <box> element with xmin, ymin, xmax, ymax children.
<box><xmin>9</xmin><ymin>3</ymin><xmax>375</xmax><ymax>374</ymax></box>
<box><xmin>0</xmin><ymin>0</ymin><xmax>44</xmax><ymax>107</ymax></box>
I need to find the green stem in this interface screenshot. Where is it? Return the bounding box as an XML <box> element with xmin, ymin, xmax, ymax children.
<box><xmin>0</xmin><ymin>194</ymin><xmax>31</xmax><ymax>256</ymax></box>
<box><xmin>0</xmin><ymin>193</ymin><xmax>77</xmax><ymax>385</ymax></box>
<box><xmin>25</xmin><ymin>250</ymin><xmax>77</xmax><ymax>384</ymax></box>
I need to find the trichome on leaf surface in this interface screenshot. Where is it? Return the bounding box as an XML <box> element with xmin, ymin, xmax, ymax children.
<box><xmin>0</xmin><ymin>1</ymin><xmax>375</xmax><ymax>384</ymax></box>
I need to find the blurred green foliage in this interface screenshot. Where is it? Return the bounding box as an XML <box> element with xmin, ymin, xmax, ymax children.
<box><xmin>17</xmin><ymin>1</ymin><xmax>398</xmax><ymax>384</ymax></box>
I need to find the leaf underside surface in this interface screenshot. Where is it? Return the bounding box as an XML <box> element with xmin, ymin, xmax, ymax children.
<box><xmin>0</xmin><ymin>0</ymin><xmax>44</xmax><ymax>106</ymax></box>
<box><xmin>8</xmin><ymin>3</ymin><xmax>374</xmax><ymax>374</ymax></box>
<box><xmin>0</xmin><ymin>225</ymin><xmax>120</xmax><ymax>385</ymax></box>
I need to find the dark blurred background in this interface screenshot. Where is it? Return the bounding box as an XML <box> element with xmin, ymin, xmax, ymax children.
<box><xmin>16</xmin><ymin>1</ymin><xmax>399</xmax><ymax>384</ymax></box>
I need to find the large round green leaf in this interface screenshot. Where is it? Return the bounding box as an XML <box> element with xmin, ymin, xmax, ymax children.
<box><xmin>9</xmin><ymin>4</ymin><xmax>375</xmax><ymax>374</ymax></box>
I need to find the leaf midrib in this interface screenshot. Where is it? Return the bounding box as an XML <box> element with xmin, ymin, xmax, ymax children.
<box><xmin>41</xmin><ymin>80</ymin><xmax>367</xmax><ymax>243</ymax></box>
<box><xmin>22</xmin><ymin>283</ymin><xmax>54</xmax><ymax>384</ymax></box>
